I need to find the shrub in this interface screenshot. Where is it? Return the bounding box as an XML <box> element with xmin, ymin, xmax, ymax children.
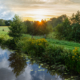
<box><xmin>64</xmin><ymin>47</ymin><xmax>80</xmax><ymax>73</ymax></box>
<box><xmin>0</xmin><ymin>36</ymin><xmax>5</xmax><ymax>44</ymax></box>
<box><xmin>42</xmin><ymin>45</ymin><xmax>64</xmax><ymax>64</ymax></box>
<box><xmin>19</xmin><ymin>38</ymin><xmax>48</xmax><ymax>56</ymax></box>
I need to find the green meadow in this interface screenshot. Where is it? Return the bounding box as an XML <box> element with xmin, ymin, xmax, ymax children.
<box><xmin>0</xmin><ymin>26</ymin><xmax>80</xmax><ymax>51</ymax></box>
<box><xmin>0</xmin><ymin>26</ymin><xmax>9</xmax><ymax>35</ymax></box>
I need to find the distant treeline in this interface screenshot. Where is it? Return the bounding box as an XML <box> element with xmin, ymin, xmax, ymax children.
<box><xmin>2</xmin><ymin>10</ymin><xmax>80</xmax><ymax>42</ymax></box>
<box><xmin>20</xmin><ymin>14</ymin><xmax>68</xmax><ymax>35</ymax></box>
<box><xmin>0</xmin><ymin>14</ymin><xmax>68</xmax><ymax>28</ymax></box>
<box><xmin>0</xmin><ymin>19</ymin><xmax>12</xmax><ymax>26</ymax></box>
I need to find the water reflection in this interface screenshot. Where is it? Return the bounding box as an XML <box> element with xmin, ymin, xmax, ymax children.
<box><xmin>0</xmin><ymin>46</ymin><xmax>80</xmax><ymax>80</ymax></box>
<box><xmin>28</xmin><ymin>57</ymin><xmax>80</xmax><ymax>80</ymax></box>
<box><xmin>8</xmin><ymin>52</ymin><xmax>27</xmax><ymax>77</ymax></box>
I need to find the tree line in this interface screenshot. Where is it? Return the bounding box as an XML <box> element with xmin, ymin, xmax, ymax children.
<box><xmin>54</xmin><ymin>11</ymin><xmax>80</xmax><ymax>42</ymax></box>
<box><xmin>0</xmin><ymin>19</ymin><xmax>12</xmax><ymax>26</ymax></box>
<box><xmin>6</xmin><ymin>10</ymin><xmax>80</xmax><ymax>43</ymax></box>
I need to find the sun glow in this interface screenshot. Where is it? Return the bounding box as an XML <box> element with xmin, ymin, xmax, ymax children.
<box><xmin>33</xmin><ymin>9</ymin><xmax>47</xmax><ymax>21</ymax></box>
<box><xmin>35</xmin><ymin>15</ymin><xmax>45</xmax><ymax>22</ymax></box>
<box><xmin>25</xmin><ymin>9</ymin><xmax>48</xmax><ymax>21</ymax></box>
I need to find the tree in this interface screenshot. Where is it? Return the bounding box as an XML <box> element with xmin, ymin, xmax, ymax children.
<box><xmin>0</xmin><ymin>19</ymin><xmax>5</xmax><ymax>26</ymax></box>
<box><xmin>54</xmin><ymin>18</ymin><xmax>71</xmax><ymax>40</ymax></box>
<box><xmin>48</xmin><ymin>15</ymin><xmax>68</xmax><ymax>28</ymax></box>
<box><xmin>24</xmin><ymin>20</ymin><xmax>32</xmax><ymax>34</ymax></box>
<box><xmin>8</xmin><ymin>15</ymin><xmax>23</xmax><ymax>42</ymax></box>
<box><xmin>5</xmin><ymin>20</ymin><xmax>12</xmax><ymax>26</ymax></box>
<box><xmin>71</xmin><ymin>11</ymin><xmax>80</xmax><ymax>24</ymax></box>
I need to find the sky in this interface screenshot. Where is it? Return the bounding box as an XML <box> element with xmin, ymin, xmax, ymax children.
<box><xmin>0</xmin><ymin>0</ymin><xmax>80</xmax><ymax>21</ymax></box>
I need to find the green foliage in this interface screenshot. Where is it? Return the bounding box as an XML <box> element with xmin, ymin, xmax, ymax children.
<box><xmin>48</xmin><ymin>15</ymin><xmax>68</xmax><ymax>28</ymax></box>
<box><xmin>32</xmin><ymin>20</ymin><xmax>52</xmax><ymax>35</ymax></box>
<box><xmin>71</xmin><ymin>11</ymin><xmax>80</xmax><ymax>24</ymax></box>
<box><xmin>8</xmin><ymin>15</ymin><xmax>23</xmax><ymax>42</ymax></box>
<box><xmin>5</xmin><ymin>20</ymin><xmax>12</xmax><ymax>26</ymax></box>
<box><xmin>16</xmin><ymin>38</ymin><xmax>48</xmax><ymax>56</ymax></box>
<box><xmin>21</xmin><ymin>22</ymin><xmax>27</xmax><ymax>34</ymax></box>
<box><xmin>24</xmin><ymin>20</ymin><xmax>52</xmax><ymax>35</ymax></box>
<box><xmin>64</xmin><ymin>47</ymin><xmax>80</xmax><ymax>73</ymax></box>
<box><xmin>0</xmin><ymin>19</ymin><xmax>11</xmax><ymax>26</ymax></box>
<box><xmin>24</xmin><ymin>20</ymin><xmax>33</xmax><ymax>34</ymax></box>
<box><xmin>54</xmin><ymin>11</ymin><xmax>80</xmax><ymax>42</ymax></box>
<box><xmin>0</xmin><ymin>19</ymin><xmax>5</xmax><ymax>26</ymax></box>
<box><xmin>43</xmin><ymin>45</ymin><xmax>64</xmax><ymax>64</ymax></box>
<box><xmin>54</xmin><ymin>18</ymin><xmax>71</xmax><ymax>40</ymax></box>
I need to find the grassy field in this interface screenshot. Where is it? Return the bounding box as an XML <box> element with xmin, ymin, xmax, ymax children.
<box><xmin>0</xmin><ymin>26</ymin><xmax>9</xmax><ymax>35</ymax></box>
<box><xmin>22</xmin><ymin>33</ymin><xmax>80</xmax><ymax>51</ymax></box>
<box><xmin>0</xmin><ymin>26</ymin><xmax>80</xmax><ymax>51</ymax></box>
<box><xmin>0</xmin><ymin>26</ymin><xmax>10</xmax><ymax>31</ymax></box>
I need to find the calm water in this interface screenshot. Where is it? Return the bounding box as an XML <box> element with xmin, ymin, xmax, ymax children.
<box><xmin>0</xmin><ymin>46</ymin><xmax>80</xmax><ymax>80</ymax></box>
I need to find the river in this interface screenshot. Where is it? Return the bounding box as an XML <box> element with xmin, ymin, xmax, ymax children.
<box><xmin>0</xmin><ymin>46</ymin><xmax>80</xmax><ymax>80</ymax></box>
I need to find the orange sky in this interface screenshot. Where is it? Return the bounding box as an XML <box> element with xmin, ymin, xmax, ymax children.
<box><xmin>0</xmin><ymin>0</ymin><xmax>80</xmax><ymax>21</ymax></box>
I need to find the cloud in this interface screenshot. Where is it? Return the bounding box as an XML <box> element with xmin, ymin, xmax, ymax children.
<box><xmin>0</xmin><ymin>47</ymin><xmax>32</xmax><ymax>80</ymax></box>
<box><xmin>0</xmin><ymin>3</ymin><xmax>15</xmax><ymax>20</ymax></box>
<box><xmin>0</xmin><ymin>0</ymin><xmax>80</xmax><ymax>20</ymax></box>
<box><xmin>70</xmin><ymin>0</ymin><xmax>80</xmax><ymax>3</ymax></box>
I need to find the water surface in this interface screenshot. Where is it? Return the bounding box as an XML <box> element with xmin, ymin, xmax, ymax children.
<box><xmin>0</xmin><ymin>46</ymin><xmax>80</xmax><ymax>80</ymax></box>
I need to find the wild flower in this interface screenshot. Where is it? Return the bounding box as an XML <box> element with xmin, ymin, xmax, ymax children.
<box><xmin>72</xmin><ymin>56</ymin><xmax>75</xmax><ymax>59</ymax></box>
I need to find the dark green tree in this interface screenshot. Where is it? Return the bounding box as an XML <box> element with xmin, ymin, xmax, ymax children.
<box><xmin>54</xmin><ymin>11</ymin><xmax>80</xmax><ymax>42</ymax></box>
<box><xmin>5</xmin><ymin>20</ymin><xmax>12</xmax><ymax>26</ymax></box>
<box><xmin>54</xmin><ymin>18</ymin><xmax>71</xmax><ymax>40</ymax></box>
<box><xmin>24</xmin><ymin>20</ymin><xmax>32</xmax><ymax>34</ymax></box>
<box><xmin>8</xmin><ymin>15</ymin><xmax>23</xmax><ymax>42</ymax></box>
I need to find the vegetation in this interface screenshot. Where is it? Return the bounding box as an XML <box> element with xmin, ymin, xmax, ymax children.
<box><xmin>0</xmin><ymin>19</ymin><xmax>12</xmax><ymax>26</ymax></box>
<box><xmin>23</xmin><ymin>20</ymin><xmax>53</xmax><ymax>35</ymax></box>
<box><xmin>54</xmin><ymin>11</ymin><xmax>80</xmax><ymax>42</ymax></box>
<box><xmin>1</xmin><ymin>11</ymin><xmax>80</xmax><ymax>74</ymax></box>
<box><xmin>48</xmin><ymin>14</ymin><xmax>68</xmax><ymax>28</ymax></box>
<box><xmin>8</xmin><ymin>15</ymin><xmax>23</xmax><ymax>43</ymax></box>
<box><xmin>16</xmin><ymin>37</ymin><xmax>80</xmax><ymax>74</ymax></box>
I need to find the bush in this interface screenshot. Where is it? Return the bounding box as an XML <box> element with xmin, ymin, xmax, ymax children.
<box><xmin>42</xmin><ymin>45</ymin><xmax>64</xmax><ymax>64</ymax></box>
<box><xmin>64</xmin><ymin>47</ymin><xmax>80</xmax><ymax>73</ymax></box>
<box><xmin>16</xmin><ymin>38</ymin><xmax>48</xmax><ymax>56</ymax></box>
<box><xmin>0</xmin><ymin>36</ymin><xmax>5</xmax><ymax>44</ymax></box>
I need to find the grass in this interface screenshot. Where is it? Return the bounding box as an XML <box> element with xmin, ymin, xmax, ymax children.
<box><xmin>46</xmin><ymin>39</ymin><xmax>80</xmax><ymax>51</ymax></box>
<box><xmin>22</xmin><ymin>33</ymin><xmax>80</xmax><ymax>51</ymax></box>
<box><xmin>0</xmin><ymin>26</ymin><xmax>9</xmax><ymax>35</ymax></box>
<box><xmin>0</xmin><ymin>26</ymin><xmax>10</xmax><ymax>32</ymax></box>
<box><xmin>0</xmin><ymin>26</ymin><xmax>80</xmax><ymax>51</ymax></box>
